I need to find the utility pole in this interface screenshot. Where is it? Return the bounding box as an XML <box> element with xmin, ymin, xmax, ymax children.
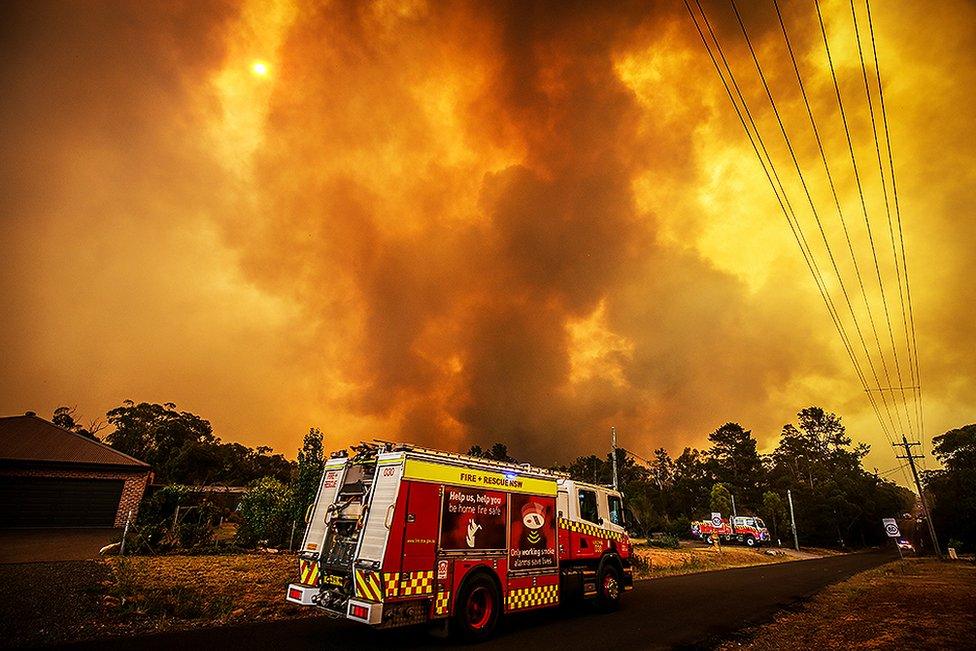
<box><xmin>787</xmin><ymin>489</ymin><xmax>799</xmax><ymax>551</ymax></box>
<box><xmin>894</xmin><ymin>434</ymin><xmax>942</xmax><ymax>559</ymax></box>
<box><xmin>611</xmin><ymin>426</ymin><xmax>619</xmax><ymax>491</ymax></box>
<box><xmin>731</xmin><ymin>493</ymin><xmax>737</xmax><ymax>518</ymax></box>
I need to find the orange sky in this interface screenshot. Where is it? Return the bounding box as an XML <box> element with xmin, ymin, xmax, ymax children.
<box><xmin>1</xmin><ymin>0</ymin><xmax>973</xmax><ymax>475</ymax></box>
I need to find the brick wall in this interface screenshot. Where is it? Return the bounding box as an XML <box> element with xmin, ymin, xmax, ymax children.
<box><xmin>1</xmin><ymin>467</ymin><xmax>151</xmax><ymax>527</ymax></box>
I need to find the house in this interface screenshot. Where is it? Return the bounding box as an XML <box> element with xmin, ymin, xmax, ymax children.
<box><xmin>0</xmin><ymin>412</ymin><xmax>151</xmax><ymax>528</ymax></box>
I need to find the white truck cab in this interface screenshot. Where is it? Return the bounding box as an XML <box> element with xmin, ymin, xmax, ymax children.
<box><xmin>556</xmin><ymin>479</ymin><xmax>627</xmax><ymax>535</ymax></box>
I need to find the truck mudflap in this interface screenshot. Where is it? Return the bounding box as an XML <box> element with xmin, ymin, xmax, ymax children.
<box><xmin>297</xmin><ymin>557</ymin><xmax>320</xmax><ymax>586</ymax></box>
<box><xmin>621</xmin><ymin>559</ymin><xmax>635</xmax><ymax>591</ymax></box>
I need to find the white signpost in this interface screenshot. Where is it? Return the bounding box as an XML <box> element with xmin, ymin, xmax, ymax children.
<box><xmin>883</xmin><ymin>518</ymin><xmax>900</xmax><ymax>538</ymax></box>
<box><xmin>883</xmin><ymin>518</ymin><xmax>903</xmax><ymax>560</ymax></box>
<box><xmin>711</xmin><ymin>512</ymin><xmax>723</xmax><ymax>527</ymax></box>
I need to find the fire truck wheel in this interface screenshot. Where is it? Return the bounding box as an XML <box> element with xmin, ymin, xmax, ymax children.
<box><xmin>596</xmin><ymin>564</ymin><xmax>622</xmax><ymax>611</ymax></box>
<box><xmin>744</xmin><ymin>535</ymin><xmax>757</xmax><ymax>548</ymax></box>
<box><xmin>453</xmin><ymin>573</ymin><xmax>500</xmax><ymax>642</ymax></box>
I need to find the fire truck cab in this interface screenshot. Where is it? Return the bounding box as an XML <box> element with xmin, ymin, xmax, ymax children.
<box><xmin>286</xmin><ymin>443</ymin><xmax>633</xmax><ymax>640</ymax></box>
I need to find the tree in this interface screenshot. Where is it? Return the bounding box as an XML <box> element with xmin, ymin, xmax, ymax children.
<box><xmin>706</xmin><ymin>422</ymin><xmax>764</xmax><ymax>507</ymax></box>
<box><xmin>797</xmin><ymin>406</ymin><xmax>851</xmax><ymax>450</ymax></box>
<box><xmin>104</xmin><ymin>400</ymin><xmax>293</xmax><ymax>485</ymax></box>
<box><xmin>293</xmin><ymin>428</ymin><xmax>325</xmax><ymax>522</ymax></box>
<box><xmin>672</xmin><ymin>448</ymin><xmax>709</xmax><ymax>518</ymax></box>
<box><xmin>760</xmin><ymin>490</ymin><xmax>787</xmax><ymax>541</ymax></box>
<box><xmin>709</xmin><ymin>483</ymin><xmax>733</xmax><ymax>516</ymax></box>
<box><xmin>468</xmin><ymin>442</ymin><xmax>517</xmax><ymax>463</ymax></box>
<box><xmin>52</xmin><ymin>405</ymin><xmax>105</xmax><ymax>440</ymax></box>
<box><xmin>768</xmin><ymin>406</ymin><xmax>913</xmax><ymax>548</ymax></box>
<box><xmin>106</xmin><ymin>401</ymin><xmax>216</xmax><ymax>476</ymax></box>
<box><xmin>925</xmin><ymin>423</ymin><xmax>976</xmax><ymax>551</ymax></box>
<box><xmin>650</xmin><ymin>448</ymin><xmax>674</xmax><ymax>490</ymax></box>
<box><xmin>235</xmin><ymin>477</ymin><xmax>294</xmax><ymax>548</ymax></box>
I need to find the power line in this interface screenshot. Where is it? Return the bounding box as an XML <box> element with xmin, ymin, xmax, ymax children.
<box><xmin>864</xmin><ymin>0</ymin><xmax>926</xmax><ymax>467</ymax></box>
<box><xmin>876</xmin><ymin>462</ymin><xmax>907</xmax><ymax>478</ymax></box>
<box><xmin>686</xmin><ymin>1</ymin><xmax>929</xmax><ymax>490</ymax></box>
<box><xmin>814</xmin><ymin>0</ymin><xmax>908</xmax><ymax>442</ymax></box>
<box><xmin>849</xmin><ymin>0</ymin><xmax>918</xmax><ymax>445</ymax></box>
<box><xmin>730</xmin><ymin>0</ymin><xmax>909</xmax><ymax>448</ymax></box>
<box><xmin>769</xmin><ymin>0</ymin><xmax>912</xmax><ymax>488</ymax></box>
<box><xmin>684</xmin><ymin>0</ymin><xmax>893</xmax><ymax>445</ymax></box>
<box><xmin>770</xmin><ymin>0</ymin><xmax>907</xmax><ymax>449</ymax></box>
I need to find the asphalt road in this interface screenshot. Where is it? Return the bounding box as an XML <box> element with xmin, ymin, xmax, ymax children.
<box><xmin>64</xmin><ymin>550</ymin><xmax>893</xmax><ymax>651</ymax></box>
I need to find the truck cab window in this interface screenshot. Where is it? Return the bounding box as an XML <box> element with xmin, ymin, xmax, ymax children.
<box><xmin>578</xmin><ymin>489</ymin><xmax>599</xmax><ymax>524</ymax></box>
<box><xmin>608</xmin><ymin>495</ymin><xmax>624</xmax><ymax>526</ymax></box>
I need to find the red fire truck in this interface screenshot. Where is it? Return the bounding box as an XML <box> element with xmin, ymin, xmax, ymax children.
<box><xmin>286</xmin><ymin>443</ymin><xmax>633</xmax><ymax>640</ymax></box>
<box><xmin>691</xmin><ymin>515</ymin><xmax>770</xmax><ymax>547</ymax></box>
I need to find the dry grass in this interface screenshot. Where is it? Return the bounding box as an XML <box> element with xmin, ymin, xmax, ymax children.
<box><xmin>719</xmin><ymin>558</ymin><xmax>976</xmax><ymax>650</ymax></box>
<box><xmin>103</xmin><ymin>554</ymin><xmax>316</xmax><ymax>634</ymax></box>
<box><xmin>107</xmin><ymin>553</ymin><xmax>307</xmax><ymax>623</ymax></box>
<box><xmin>631</xmin><ymin>545</ymin><xmax>793</xmax><ymax>579</ymax></box>
<box><xmin>0</xmin><ymin>554</ymin><xmax>317</xmax><ymax>647</ymax></box>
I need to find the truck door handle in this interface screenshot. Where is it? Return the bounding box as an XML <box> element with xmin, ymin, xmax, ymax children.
<box><xmin>385</xmin><ymin>504</ymin><xmax>396</xmax><ymax>529</ymax></box>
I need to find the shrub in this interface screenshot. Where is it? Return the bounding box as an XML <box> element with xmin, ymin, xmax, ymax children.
<box><xmin>124</xmin><ymin>485</ymin><xmax>192</xmax><ymax>553</ymax></box>
<box><xmin>648</xmin><ymin>534</ymin><xmax>680</xmax><ymax>549</ymax></box>
<box><xmin>235</xmin><ymin>477</ymin><xmax>294</xmax><ymax>548</ymax></box>
<box><xmin>123</xmin><ymin>485</ymin><xmax>225</xmax><ymax>553</ymax></box>
<box><xmin>664</xmin><ymin>516</ymin><xmax>692</xmax><ymax>539</ymax></box>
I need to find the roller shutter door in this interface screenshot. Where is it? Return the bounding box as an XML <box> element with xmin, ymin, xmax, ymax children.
<box><xmin>0</xmin><ymin>476</ymin><xmax>124</xmax><ymax>528</ymax></box>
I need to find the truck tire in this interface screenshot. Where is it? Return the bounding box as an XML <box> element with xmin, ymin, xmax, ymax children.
<box><xmin>453</xmin><ymin>573</ymin><xmax>500</xmax><ymax>642</ymax></box>
<box><xmin>596</xmin><ymin>563</ymin><xmax>622</xmax><ymax>612</ymax></box>
<box><xmin>744</xmin><ymin>535</ymin><xmax>757</xmax><ymax>548</ymax></box>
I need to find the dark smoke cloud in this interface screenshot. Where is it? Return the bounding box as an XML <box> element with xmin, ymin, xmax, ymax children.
<box><xmin>1</xmin><ymin>1</ymin><xmax>973</xmax><ymax>470</ymax></box>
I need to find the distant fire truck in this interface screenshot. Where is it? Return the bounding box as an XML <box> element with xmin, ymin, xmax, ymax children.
<box><xmin>692</xmin><ymin>516</ymin><xmax>770</xmax><ymax>547</ymax></box>
<box><xmin>286</xmin><ymin>443</ymin><xmax>633</xmax><ymax>640</ymax></box>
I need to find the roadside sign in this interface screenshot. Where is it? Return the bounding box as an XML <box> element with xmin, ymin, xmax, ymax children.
<box><xmin>882</xmin><ymin>518</ymin><xmax>900</xmax><ymax>538</ymax></box>
<box><xmin>711</xmin><ymin>512</ymin><xmax>722</xmax><ymax>527</ymax></box>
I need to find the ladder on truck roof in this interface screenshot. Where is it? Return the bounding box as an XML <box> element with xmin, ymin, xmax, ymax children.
<box><xmin>375</xmin><ymin>440</ymin><xmax>570</xmax><ymax>479</ymax></box>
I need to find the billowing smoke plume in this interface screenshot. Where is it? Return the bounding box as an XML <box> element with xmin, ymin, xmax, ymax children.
<box><xmin>2</xmin><ymin>0</ymin><xmax>974</xmax><ymax>467</ymax></box>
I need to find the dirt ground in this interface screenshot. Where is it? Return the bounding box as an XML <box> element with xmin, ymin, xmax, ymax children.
<box><xmin>719</xmin><ymin>558</ymin><xmax>976</xmax><ymax>650</ymax></box>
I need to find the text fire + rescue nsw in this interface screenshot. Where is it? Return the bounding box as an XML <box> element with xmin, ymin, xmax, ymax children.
<box><xmin>460</xmin><ymin>471</ymin><xmax>523</xmax><ymax>489</ymax></box>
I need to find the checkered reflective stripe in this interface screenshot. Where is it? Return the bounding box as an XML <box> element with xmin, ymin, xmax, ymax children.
<box><xmin>354</xmin><ymin>569</ymin><xmax>384</xmax><ymax>602</ymax></box>
<box><xmin>433</xmin><ymin>590</ymin><xmax>451</xmax><ymax>616</ymax></box>
<box><xmin>383</xmin><ymin>572</ymin><xmax>400</xmax><ymax>598</ymax></box>
<box><xmin>298</xmin><ymin>559</ymin><xmax>319</xmax><ymax>586</ymax></box>
<box><xmin>506</xmin><ymin>584</ymin><xmax>559</xmax><ymax>610</ymax></box>
<box><xmin>398</xmin><ymin>570</ymin><xmax>435</xmax><ymax>596</ymax></box>
<box><xmin>558</xmin><ymin>517</ymin><xmax>624</xmax><ymax>541</ymax></box>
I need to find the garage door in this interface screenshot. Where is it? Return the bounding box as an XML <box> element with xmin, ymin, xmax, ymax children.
<box><xmin>0</xmin><ymin>476</ymin><xmax>124</xmax><ymax>528</ymax></box>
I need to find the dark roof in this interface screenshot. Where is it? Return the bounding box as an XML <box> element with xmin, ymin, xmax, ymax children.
<box><xmin>0</xmin><ymin>414</ymin><xmax>149</xmax><ymax>469</ymax></box>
